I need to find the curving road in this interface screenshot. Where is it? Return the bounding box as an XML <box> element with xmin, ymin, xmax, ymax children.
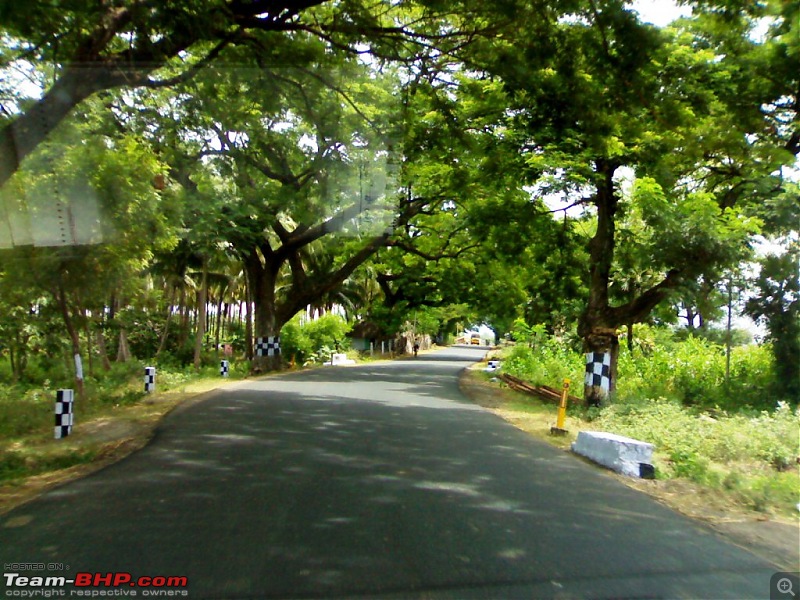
<box><xmin>0</xmin><ymin>346</ymin><xmax>781</xmax><ymax>599</ymax></box>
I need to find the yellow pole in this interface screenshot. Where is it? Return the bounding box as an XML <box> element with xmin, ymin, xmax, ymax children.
<box><xmin>556</xmin><ymin>378</ymin><xmax>570</xmax><ymax>430</ymax></box>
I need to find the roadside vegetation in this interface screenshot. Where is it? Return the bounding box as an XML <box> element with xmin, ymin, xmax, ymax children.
<box><xmin>0</xmin><ymin>359</ymin><xmax>240</xmax><ymax>483</ymax></box>
<box><xmin>1</xmin><ymin>0</ymin><xmax>798</xmax><ymax>526</ymax></box>
<box><xmin>495</xmin><ymin>322</ymin><xmax>800</xmax><ymax>517</ymax></box>
<box><xmin>0</xmin><ymin>313</ymin><xmax>360</xmax><ymax>484</ymax></box>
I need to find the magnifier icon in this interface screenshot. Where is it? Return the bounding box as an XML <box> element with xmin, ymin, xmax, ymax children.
<box><xmin>777</xmin><ymin>578</ymin><xmax>796</xmax><ymax>597</ymax></box>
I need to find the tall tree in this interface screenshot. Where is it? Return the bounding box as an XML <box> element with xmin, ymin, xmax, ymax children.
<box><xmin>0</xmin><ymin>0</ymin><xmax>510</xmax><ymax>191</ymax></box>
<box><xmin>116</xmin><ymin>33</ymin><xmax>409</xmax><ymax>370</ymax></box>
<box><xmin>0</xmin><ymin>101</ymin><xmax>177</xmax><ymax>391</ymax></box>
<box><xmin>459</xmin><ymin>0</ymin><xmax>797</xmax><ymax>404</ymax></box>
<box><xmin>745</xmin><ymin>245</ymin><xmax>800</xmax><ymax>403</ymax></box>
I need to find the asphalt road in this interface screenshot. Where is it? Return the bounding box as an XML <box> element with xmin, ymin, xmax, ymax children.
<box><xmin>0</xmin><ymin>346</ymin><xmax>784</xmax><ymax>599</ymax></box>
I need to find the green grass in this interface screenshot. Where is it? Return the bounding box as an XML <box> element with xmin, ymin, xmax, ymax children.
<box><xmin>590</xmin><ymin>397</ymin><xmax>799</xmax><ymax>513</ymax></box>
<box><xmin>0</xmin><ymin>356</ymin><xmax>252</xmax><ymax>486</ymax></box>
<box><xmin>497</xmin><ymin>335</ymin><xmax>800</xmax><ymax>517</ymax></box>
<box><xmin>0</xmin><ymin>447</ymin><xmax>99</xmax><ymax>484</ymax></box>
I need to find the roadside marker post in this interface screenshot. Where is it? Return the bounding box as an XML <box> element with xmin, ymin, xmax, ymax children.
<box><xmin>550</xmin><ymin>379</ymin><xmax>570</xmax><ymax>436</ymax></box>
<box><xmin>220</xmin><ymin>360</ymin><xmax>229</xmax><ymax>377</ymax></box>
<box><xmin>54</xmin><ymin>389</ymin><xmax>74</xmax><ymax>439</ymax></box>
<box><xmin>144</xmin><ymin>366</ymin><xmax>156</xmax><ymax>393</ymax></box>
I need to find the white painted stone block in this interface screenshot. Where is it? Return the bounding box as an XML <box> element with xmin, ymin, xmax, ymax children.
<box><xmin>572</xmin><ymin>431</ymin><xmax>655</xmax><ymax>478</ymax></box>
<box><xmin>327</xmin><ymin>353</ymin><xmax>356</xmax><ymax>366</ymax></box>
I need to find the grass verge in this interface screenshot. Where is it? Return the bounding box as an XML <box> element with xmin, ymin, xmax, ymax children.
<box><xmin>459</xmin><ymin>363</ymin><xmax>800</xmax><ymax>572</ymax></box>
<box><xmin>0</xmin><ymin>375</ymin><xmax>235</xmax><ymax>515</ymax></box>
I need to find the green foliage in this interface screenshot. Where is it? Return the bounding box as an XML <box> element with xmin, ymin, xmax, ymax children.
<box><xmin>615</xmin><ymin>335</ymin><xmax>775</xmax><ymax>410</ymax></box>
<box><xmin>745</xmin><ymin>248</ymin><xmax>800</xmax><ymax>404</ymax></box>
<box><xmin>501</xmin><ymin>326</ymin><xmax>798</xmax><ymax>512</ymax></box>
<box><xmin>280</xmin><ymin>314</ymin><xmax>352</xmax><ymax>365</ymax></box>
<box><xmin>629</xmin><ymin>178</ymin><xmax>761</xmax><ymax>281</ymax></box>
<box><xmin>511</xmin><ymin>319</ymin><xmax>547</xmax><ymax>347</ymax></box>
<box><xmin>504</xmin><ymin>326</ymin><xmax>584</xmax><ymax>390</ymax></box>
<box><xmin>0</xmin><ymin>357</ymin><xmax>238</xmax><ymax>440</ymax></box>
<box><xmin>0</xmin><ymin>447</ymin><xmax>98</xmax><ymax>483</ymax></box>
<box><xmin>504</xmin><ymin>326</ymin><xmax>777</xmax><ymax>411</ymax></box>
<box><xmin>0</xmin><ymin>384</ymin><xmax>54</xmax><ymax>438</ymax></box>
<box><xmin>592</xmin><ymin>399</ymin><xmax>800</xmax><ymax>513</ymax></box>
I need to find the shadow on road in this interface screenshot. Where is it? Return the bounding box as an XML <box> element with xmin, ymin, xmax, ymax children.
<box><xmin>3</xmin><ymin>386</ymin><xmax>766</xmax><ymax>599</ymax></box>
<box><xmin>0</xmin><ymin>346</ymin><xmax>774</xmax><ymax>599</ymax></box>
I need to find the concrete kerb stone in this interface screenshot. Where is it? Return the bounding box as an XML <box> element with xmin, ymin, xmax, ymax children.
<box><xmin>572</xmin><ymin>431</ymin><xmax>656</xmax><ymax>479</ymax></box>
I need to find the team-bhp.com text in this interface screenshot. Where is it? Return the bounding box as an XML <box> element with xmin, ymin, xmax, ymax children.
<box><xmin>4</xmin><ymin>573</ymin><xmax>188</xmax><ymax>597</ymax></box>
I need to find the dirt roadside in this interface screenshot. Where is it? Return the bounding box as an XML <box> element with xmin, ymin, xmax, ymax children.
<box><xmin>0</xmin><ymin>382</ymin><xmax>225</xmax><ymax>517</ymax></box>
<box><xmin>458</xmin><ymin>366</ymin><xmax>800</xmax><ymax>573</ymax></box>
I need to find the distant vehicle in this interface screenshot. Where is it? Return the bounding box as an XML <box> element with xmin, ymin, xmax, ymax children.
<box><xmin>470</xmin><ymin>333</ymin><xmax>481</xmax><ymax>345</ymax></box>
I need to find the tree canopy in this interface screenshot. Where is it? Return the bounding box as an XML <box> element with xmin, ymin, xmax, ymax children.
<box><xmin>0</xmin><ymin>0</ymin><xmax>797</xmax><ymax>403</ymax></box>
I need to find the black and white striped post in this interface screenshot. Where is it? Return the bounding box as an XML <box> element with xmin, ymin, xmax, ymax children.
<box><xmin>255</xmin><ymin>336</ymin><xmax>280</xmax><ymax>357</ymax></box>
<box><xmin>220</xmin><ymin>360</ymin><xmax>229</xmax><ymax>377</ymax></box>
<box><xmin>144</xmin><ymin>366</ymin><xmax>156</xmax><ymax>393</ymax></box>
<box><xmin>584</xmin><ymin>351</ymin><xmax>611</xmax><ymax>398</ymax></box>
<box><xmin>54</xmin><ymin>389</ymin><xmax>74</xmax><ymax>439</ymax></box>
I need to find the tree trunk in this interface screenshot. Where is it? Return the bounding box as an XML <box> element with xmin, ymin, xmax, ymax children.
<box><xmin>9</xmin><ymin>345</ymin><xmax>17</xmax><ymax>384</ymax></box>
<box><xmin>244</xmin><ymin>292</ymin><xmax>254</xmax><ymax>362</ymax></box>
<box><xmin>577</xmin><ymin>159</ymin><xmax>685</xmax><ymax>405</ymax></box>
<box><xmin>684</xmin><ymin>305</ymin><xmax>696</xmax><ymax>330</ymax></box>
<box><xmin>96</xmin><ymin>328</ymin><xmax>112</xmax><ymax>371</ymax></box>
<box><xmin>578</xmin><ymin>160</ymin><xmax>619</xmax><ymax>407</ymax></box>
<box><xmin>582</xmin><ymin>327</ymin><xmax>619</xmax><ymax>407</ymax></box>
<box><xmin>56</xmin><ymin>283</ymin><xmax>84</xmax><ymax>397</ymax></box>
<box><xmin>83</xmin><ymin>309</ymin><xmax>94</xmax><ymax>377</ymax></box>
<box><xmin>178</xmin><ymin>287</ymin><xmax>190</xmax><ymax>349</ymax></box>
<box><xmin>245</xmin><ymin>255</ymin><xmax>282</xmax><ymax>372</ymax></box>
<box><xmin>156</xmin><ymin>286</ymin><xmax>175</xmax><ymax>357</ymax></box>
<box><xmin>193</xmin><ymin>261</ymin><xmax>208</xmax><ymax>370</ymax></box>
<box><xmin>725</xmin><ymin>275</ymin><xmax>733</xmax><ymax>384</ymax></box>
<box><xmin>117</xmin><ymin>329</ymin><xmax>132</xmax><ymax>362</ymax></box>
<box><xmin>214</xmin><ymin>299</ymin><xmax>224</xmax><ymax>354</ymax></box>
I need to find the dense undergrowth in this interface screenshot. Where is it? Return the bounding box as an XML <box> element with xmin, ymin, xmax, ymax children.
<box><xmin>0</xmin><ymin>356</ymin><xmax>250</xmax><ymax>482</ymax></box>
<box><xmin>501</xmin><ymin>325</ymin><xmax>800</xmax><ymax>515</ymax></box>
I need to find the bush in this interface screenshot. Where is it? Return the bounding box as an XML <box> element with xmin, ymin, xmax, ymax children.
<box><xmin>281</xmin><ymin>314</ymin><xmax>352</xmax><ymax>365</ymax></box>
<box><xmin>505</xmin><ymin>325</ymin><xmax>777</xmax><ymax>411</ymax></box>
<box><xmin>504</xmin><ymin>320</ymin><xmax>583</xmax><ymax>389</ymax></box>
<box><xmin>592</xmin><ymin>397</ymin><xmax>800</xmax><ymax>513</ymax></box>
<box><xmin>0</xmin><ymin>385</ymin><xmax>54</xmax><ymax>438</ymax></box>
<box><xmin>0</xmin><ymin>447</ymin><xmax>98</xmax><ymax>483</ymax></box>
<box><xmin>500</xmin><ymin>327</ymin><xmax>798</xmax><ymax>513</ymax></box>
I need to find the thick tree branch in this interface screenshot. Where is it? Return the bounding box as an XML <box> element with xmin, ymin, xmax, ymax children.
<box><xmin>0</xmin><ymin>0</ymin><xmax>332</xmax><ymax>189</ymax></box>
<box><xmin>278</xmin><ymin>231</ymin><xmax>390</xmax><ymax>322</ymax></box>
<box><xmin>384</xmin><ymin>239</ymin><xmax>481</xmax><ymax>261</ymax></box>
<box><xmin>608</xmin><ymin>269</ymin><xmax>683</xmax><ymax>327</ymax></box>
<box><xmin>141</xmin><ymin>36</ymin><xmax>238</xmax><ymax>88</ymax></box>
<box><xmin>276</xmin><ymin>199</ymin><xmax>384</xmax><ymax>261</ymax></box>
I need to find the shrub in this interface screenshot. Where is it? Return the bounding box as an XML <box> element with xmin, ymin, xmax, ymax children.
<box><xmin>506</xmin><ymin>326</ymin><xmax>777</xmax><ymax>411</ymax></box>
<box><xmin>281</xmin><ymin>314</ymin><xmax>351</xmax><ymax>364</ymax></box>
<box><xmin>0</xmin><ymin>385</ymin><xmax>54</xmax><ymax>438</ymax></box>
<box><xmin>592</xmin><ymin>396</ymin><xmax>800</xmax><ymax>513</ymax></box>
<box><xmin>501</xmin><ymin>328</ymin><xmax>798</xmax><ymax>513</ymax></box>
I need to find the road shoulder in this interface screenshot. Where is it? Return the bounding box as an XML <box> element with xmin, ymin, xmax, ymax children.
<box><xmin>458</xmin><ymin>365</ymin><xmax>800</xmax><ymax>573</ymax></box>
